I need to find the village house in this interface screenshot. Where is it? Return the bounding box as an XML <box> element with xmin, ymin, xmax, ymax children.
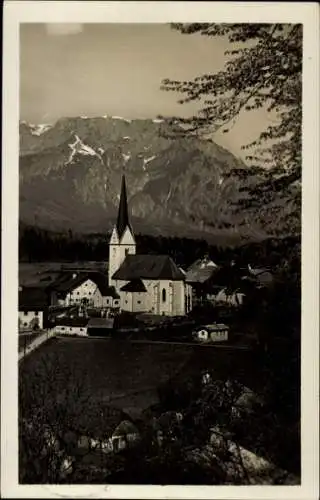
<box><xmin>48</xmin><ymin>271</ymin><xmax>120</xmax><ymax>311</ymax></box>
<box><xmin>212</xmin><ymin>287</ymin><xmax>246</xmax><ymax>307</ymax></box>
<box><xmin>108</xmin><ymin>175</ymin><xmax>193</xmax><ymax>316</ymax></box>
<box><xmin>243</xmin><ymin>265</ymin><xmax>274</xmax><ymax>289</ymax></box>
<box><xmin>78</xmin><ymin>419</ymin><xmax>140</xmax><ymax>455</ymax></box>
<box><xmin>52</xmin><ymin>317</ymin><xmax>89</xmax><ymax>337</ymax></box>
<box><xmin>186</xmin><ymin>256</ymin><xmax>219</xmax><ymax>304</ymax></box>
<box><xmin>193</xmin><ymin>323</ymin><xmax>229</xmax><ymax>343</ymax></box>
<box><xmin>18</xmin><ymin>286</ymin><xmax>50</xmax><ymax>330</ymax></box>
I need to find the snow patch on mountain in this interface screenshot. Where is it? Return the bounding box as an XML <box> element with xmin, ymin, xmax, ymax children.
<box><xmin>29</xmin><ymin>123</ymin><xmax>53</xmax><ymax>136</ymax></box>
<box><xmin>143</xmin><ymin>155</ymin><xmax>156</xmax><ymax>170</ymax></box>
<box><xmin>153</xmin><ymin>118</ymin><xmax>164</xmax><ymax>124</ymax></box>
<box><xmin>218</xmin><ymin>177</ymin><xmax>224</xmax><ymax>186</ymax></box>
<box><xmin>98</xmin><ymin>147</ymin><xmax>105</xmax><ymax>155</ymax></box>
<box><xmin>66</xmin><ymin>135</ymin><xmax>103</xmax><ymax>165</ymax></box>
<box><xmin>123</xmin><ymin>136</ymin><xmax>131</xmax><ymax>140</ymax></box>
<box><xmin>122</xmin><ymin>153</ymin><xmax>131</xmax><ymax>163</ymax></box>
<box><xmin>112</xmin><ymin>116</ymin><xmax>132</xmax><ymax>123</ymax></box>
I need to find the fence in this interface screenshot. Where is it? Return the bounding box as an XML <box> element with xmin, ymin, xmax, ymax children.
<box><xmin>18</xmin><ymin>329</ymin><xmax>56</xmax><ymax>362</ymax></box>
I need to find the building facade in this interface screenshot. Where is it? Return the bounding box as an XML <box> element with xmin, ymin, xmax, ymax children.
<box><xmin>108</xmin><ymin>175</ymin><xmax>192</xmax><ymax>317</ymax></box>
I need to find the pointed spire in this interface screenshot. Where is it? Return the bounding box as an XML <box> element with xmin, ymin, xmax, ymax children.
<box><xmin>116</xmin><ymin>174</ymin><xmax>132</xmax><ymax>239</ymax></box>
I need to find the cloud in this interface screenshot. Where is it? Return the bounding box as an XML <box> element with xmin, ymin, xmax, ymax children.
<box><xmin>46</xmin><ymin>24</ymin><xmax>83</xmax><ymax>36</ymax></box>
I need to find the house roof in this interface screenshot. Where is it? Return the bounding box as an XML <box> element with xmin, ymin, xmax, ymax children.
<box><xmin>120</xmin><ymin>279</ymin><xmax>147</xmax><ymax>293</ymax></box>
<box><xmin>247</xmin><ymin>267</ymin><xmax>273</xmax><ymax>286</ymax></box>
<box><xmin>19</xmin><ymin>287</ymin><xmax>49</xmax><ymax>310</ymax></box>
<box><xmin>198</xmin><ymin>323</ymin><xmax>229</xmax><ymax>332</ymax></box>
<box><xmin>54</xmin><ymin>317</ymin><xmax>88</xmax><ymax>327</ymax></box>
<box><xmin>113</xmin><ymin>419</ymin><xmax>139</xmax><ymax>437</ymax></box>
<box><xmin>112</xmin><ymin>254</ymin><xmax>185</xmax><ymax>281</ymax></box>
<box><xmin>89</xmin><ymin>273</ymin><xmax>120</xmax><ymax>298</ymax></box>
<box><xmin>87</xmin><ymin>317</ymin><xmax>114</xmax><ymax>329</ymax></box>
<box><xmin>49</xmin><ymin>272</ymin><xmax>89</xmax><ymax>294</ymax></box>
<box><xmin>49</xmin><ymin>271</ymin><xmax>120</xmax><ymax>298</ymax></box>
<box><xmin>186</xmin><ymin>257</ymin><xmax>218</xmax><ymax>284</ymax></box>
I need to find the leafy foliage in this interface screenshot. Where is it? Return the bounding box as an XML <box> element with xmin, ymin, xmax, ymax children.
<box><xmin>161</xmin><ymin>23</ymin><xmax>302</xmax><ymax>229</ymax></box>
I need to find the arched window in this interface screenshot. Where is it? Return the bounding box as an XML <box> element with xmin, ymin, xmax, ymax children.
<box><xmin>162</xmin><ymin>288</ymin><xmax>166</xmax><ymax>303</ymax></box>
<box><xmin>125</xmin><ymin>248</ymin><xmax>129</xmax><ymax>256</ymax></box>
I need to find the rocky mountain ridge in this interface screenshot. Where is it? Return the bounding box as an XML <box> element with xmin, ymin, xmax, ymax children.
<box><xmin>19</xmin><ymin>116</ymin><xmax>300</xmax><ymax>241</ymax></box>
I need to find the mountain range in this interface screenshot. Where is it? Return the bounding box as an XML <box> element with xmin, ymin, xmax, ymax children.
<box><xmin>19</xmin><ymin>116</ymin><xmax>300</xmax><ymax>242</ymax></box>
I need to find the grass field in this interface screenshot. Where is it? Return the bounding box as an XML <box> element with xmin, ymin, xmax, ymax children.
<box><xmin>19</xmin><ymin>337</ymin><xmax>258</xmax><ymax>417</ymax></box>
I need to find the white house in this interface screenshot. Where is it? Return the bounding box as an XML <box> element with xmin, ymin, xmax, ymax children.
<box><xmin>108</xmin><ymin>175</ymin><xmax>193</xmax><ymax>316</ymax></box>
<box><xmin>50</xmin><ymin>271</ymin><xmax>120</xmax><ymax>310</ymax></box>
<box><xmin>213</xmin><ymin>288</ymin><xmax>246</xmax><ymax>307</ymax></box>
<box><xmin>193</xmin><ymin>323</ymin><xmax>229</xmax><ymax>343</ymax></box>
<box><xmin>52</xmin><ymin>317</ymin><xmax>88</xmax><ymax>336</ymax></box>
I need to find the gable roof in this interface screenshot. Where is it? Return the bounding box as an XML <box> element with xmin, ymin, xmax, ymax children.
<box><xmin>49</xmin><ymin>272</ymin><xmax>89</xmax><ymax>294</ymax></box>
<box><xmin>247</xmin><ymin>267</ymin><xmax>273</xmax><ymax>286</ymax></box>
<box><xmin>54</xmin><ymin>317</ymin><xmax>89</xmax><ymax>327</ymax></box>
<box><xmin>186</xmin><ymin>257</ymin><xmax>218</xmax><ymax>284</ymax></box>
<box><xmin>19</xmin><ymin>287</ymin><xmax>49</xmax><ymax>310</ymax></box>
<box><xmin>120</xmin><ymin>279</ymin><xmax>147</xmax><ymax>293</ymax></box>
<box><xmin>49</xmin><ymin>271</ymin><xmax>120</xmax><ymax>298</ymax></box>
<box><xmin>113</xmin><ymin>420</ymin><xmax>139</xmax><ymax>437</ymax></box>
<box><xmin>87</xmin><ymin>317</ymin><xmax>114</xmax><ymax>329</ymax></box>
<box><xmin>112</xmin><ymin>254</ymin><xmax>185</xmax><ymax>281</ymax></box>
<box><xmin>89</xmin><ymin>273</ymin><xmax>120</xmax><ymax>298</ymax></box>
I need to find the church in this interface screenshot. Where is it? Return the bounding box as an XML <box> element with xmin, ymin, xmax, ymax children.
<box><xmin>108</xmin><ymin>175</ymin><xmax>193</xmax><ymax>316</ymax></box>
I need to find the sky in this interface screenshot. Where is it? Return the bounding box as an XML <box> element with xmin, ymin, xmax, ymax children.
<box><xmin>20</xmin><ymin>23</ymin><xmax>276</xmax><ymax>159</ymax></box>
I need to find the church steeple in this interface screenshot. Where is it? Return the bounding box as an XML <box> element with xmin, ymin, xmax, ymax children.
<box><xmin>116</xmin><ymin>174</ymin><xmax>132</xmax><ymax>239</ymax></box>
<box><xmin>108</xmin><ymin>174</ymin><xmax>136</xmax><ymax>287</ymax></box>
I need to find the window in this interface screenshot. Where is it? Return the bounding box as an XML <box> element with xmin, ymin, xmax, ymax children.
<box><xmin>61</xmin><ymin>327</ymin><xmax>65</xmax><ymax>331</ymax></box>
<box><xmin>24</xmin><ymin>322</ymin><xmax>28</xmax><ymax>327</ymax></box>
<box><xmin>162</xmin><ymin>288</ymin><xmax>166</xmax><ymax>302</ymax></box>
<box><xmin>125</xmin><ymin>248</ymin><xmax>129</xmax><ymax>256</ymax></box>
<box><xmin>35</xmin><ymin>311</ymin><xmax>39</xmax><ymax>316</ymax></box>
<box><xmin>24</xmin><ymin>312</ymin><xmax>28</xmax><ymax>316</ymax></box>
<box><xmin>80</xmin><ymin>328</ymin><xmax>83</xmax><ymax>331</ymax></box>
<box><xmin>125</xmin><ymin>300</ymin><xmax>128</xmax><ymax>304</ymax></box>
<box><xmin>137</xmin><ymin>300</ymin><xmax>141</xmax><ymax>304</ymax></box>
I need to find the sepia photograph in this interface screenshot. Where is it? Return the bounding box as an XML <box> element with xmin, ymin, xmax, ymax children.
<box><xmin>2</xmin><ymin>2</ymin><xmax>319</xmax><ymax>498</ymax></box>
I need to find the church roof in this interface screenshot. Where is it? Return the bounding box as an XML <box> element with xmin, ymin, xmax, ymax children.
<box><xmin>112</xmin><ymin>254</ymin><xmax>185</xmax><ymax>281</ymax></box>
<box><xmin>120</xmin><ymin>279</ymin><xmax>147</xmax><ymax>293</ymax></box>
<box><xmin>116</xmin><ymin>174</ymin><xmax>132</xmax><ymax>240</ymax></box>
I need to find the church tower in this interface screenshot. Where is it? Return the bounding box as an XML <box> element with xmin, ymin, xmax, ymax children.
<box><xmin>108</xmin><ymin>175</ymin><xmax>136</xmax><ymax>287</ymax></box>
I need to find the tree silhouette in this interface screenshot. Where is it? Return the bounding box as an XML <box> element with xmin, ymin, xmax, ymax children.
<box><xmin>161</xmin><ymin>24</ymin><xmax>302</xmax><ymax>210</ymax></box>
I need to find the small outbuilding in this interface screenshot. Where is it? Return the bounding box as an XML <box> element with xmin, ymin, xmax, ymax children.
<box><xmin>193</xmin><ymin>323</ymin><xmax>229</xmax><ymax>343</ymax></box>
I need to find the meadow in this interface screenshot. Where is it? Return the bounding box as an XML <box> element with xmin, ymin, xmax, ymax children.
<box><xmin>19</xmin><ymin>337</ymin><xmax>257</xmax><ymax>417</ymax></box>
